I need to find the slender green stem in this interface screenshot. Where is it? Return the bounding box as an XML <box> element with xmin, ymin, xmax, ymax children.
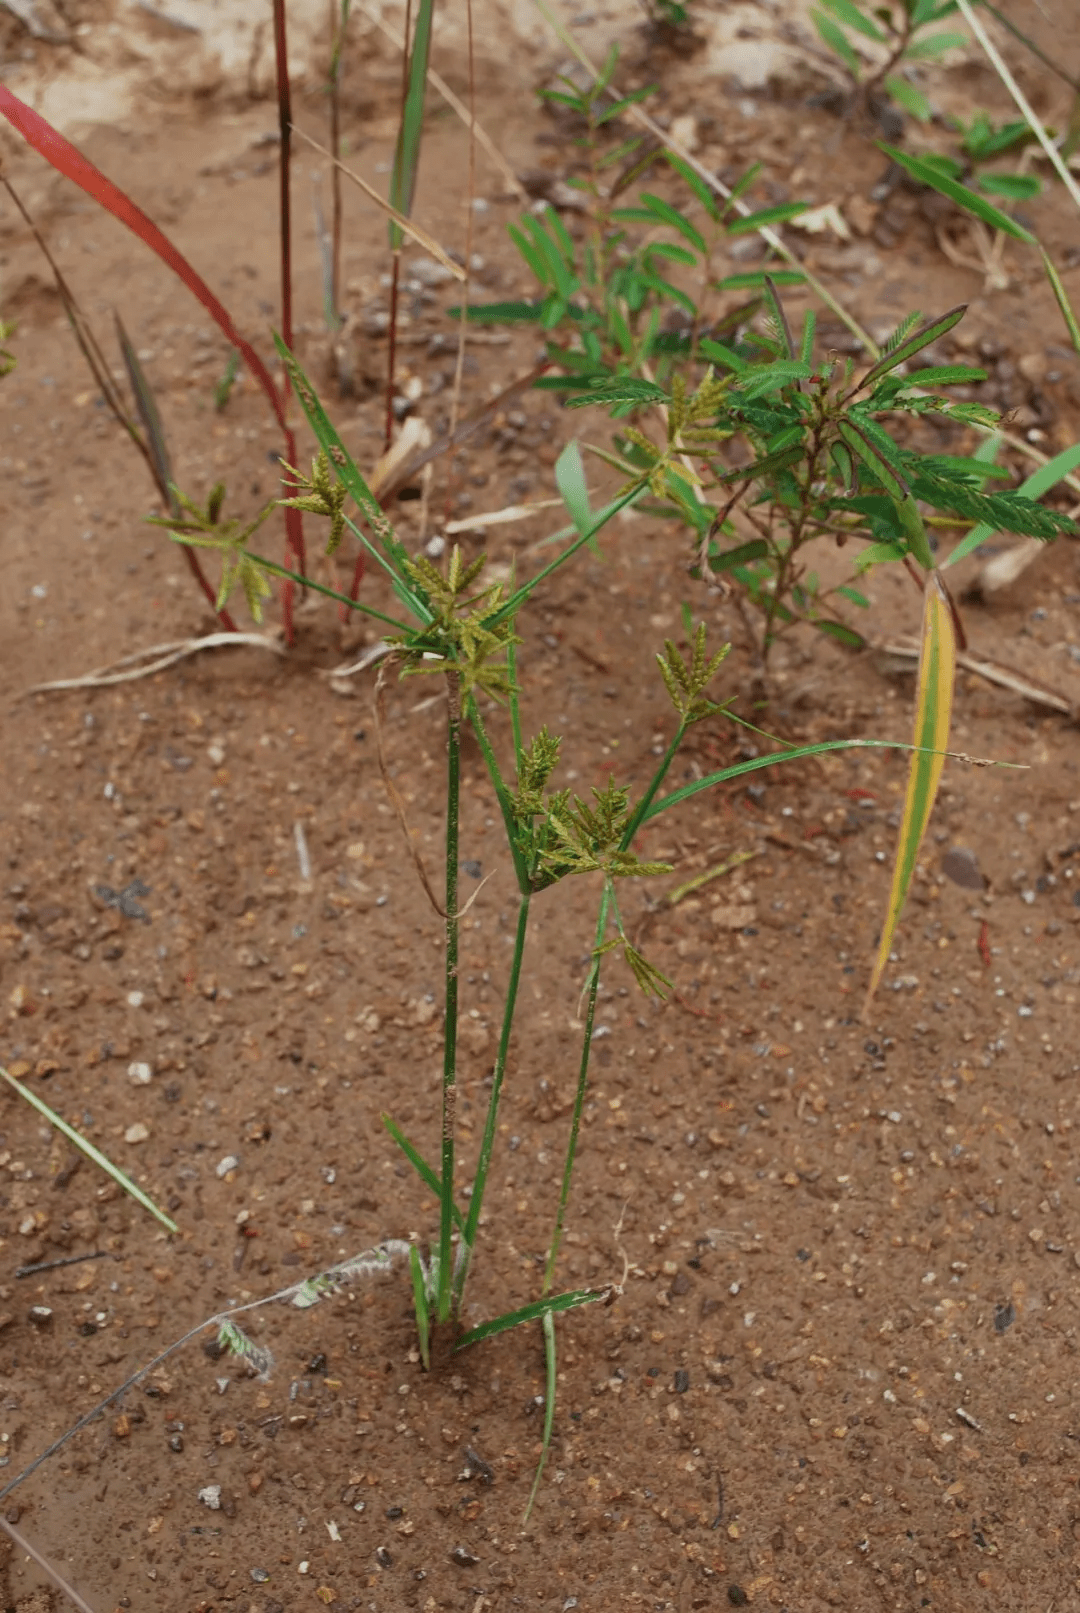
<box><xmin>620</xmin><ymin>721</ymin><xmax>686</xmax><ymax>850</ymax></box>
<box><xmin>439</xmin><ymin>670</ymin><xmax>462</xmax><ymax>1324</ymax></box>
<box><xmin>543</xmin><ymin>884</ymin><xmax>610</xmax><ymax>1297</ymax></box>
<box><xmin>246</xmin><ymin>551</ymin><xmax>411</xmax><ymax>631</ymax></box>
<box><xmin>339</xmin><ymin>509</ymin><xmax>423</xmax><ymax>600</ymax></box>
<box><xmin>487</xmin><ymin>482</ymin><xmax>642</xmax><ymax>628</ymax></box>
<box><xmin>455</xmin><ymin>891</ymin><xmax>531</xmax><ymax>1309</ymax></box>
<box><xmin>466</xmin><ymin>694</ymin><xmax>531</xmax><ymax>896</ymax></box>
<box><xmin>507</xmin><ymin>638</ymin><xmax>524</xmax><ymax>771</ymax></box>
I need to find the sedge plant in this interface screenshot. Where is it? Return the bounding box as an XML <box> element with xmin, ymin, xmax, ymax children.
<box><xmin>159</xmin><ymin>339</ymin><xmax>1025</xmax><ymax>1506</ymax></box>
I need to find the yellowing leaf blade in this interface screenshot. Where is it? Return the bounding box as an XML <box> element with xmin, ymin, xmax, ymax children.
<box><xmin>865</xmin><ymin>574</ymin><xmax>956</xmax><ymax>1008</ymax></box>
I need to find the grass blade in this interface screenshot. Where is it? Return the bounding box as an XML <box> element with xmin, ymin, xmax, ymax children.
<box><xmin>389</xmin><ymin>0</ymin><xmax>435</xmax><ymax>247</ymax></box>
<box><xmin>453</xmin><ymin>1283</ymin><xmax>611</xmax><ymax>1350</ymax></box>
<box><xmin>381</xmin><ymin>1114</ymin><xmax>467</xmax><ymax>1234</ymax></box>
<box><xmin>1041</xmin><ymin>249</ymin><xmax>1080</xmax><ymax>356</ymax></box>
<box><xmin>293</xmin><ymin>128</ymin><xmax>465</xmax><ymax>280</ymax></box>
<box><xmin>640</xmin><ymin>729</ymin><xmax>1015</xmax><ymax>822</ymax></box>
<box><xmin>0</xmin><ymin>84</ymin><xmax>286</xmax><ymax>431</ymax></box>
<box><xmin>877</xmin><ymin>142</ymin><xmax>1036</xmax><ymax>244</ymax></box>
<box><xmin>270</xmin><ymin>335</ymin><xmax>430</xmax><ymax>617</ymax></box>
<box><xmin>1</xmin><ymin>1064</ymin><xmax>177</xmax><ymax>1234</ymax></box>
<box><xmin>327</xmin><ymin>0</ymin><xmax>354</xmax><ymax>323</ymax></box>
<box><xmin>954</xmin><ymin>0</ymin><xmax>1080</xmax><ymax>217</ymax></box>
<box><xmin>114</xmin><ymin>313</ymin><xmax>175</xmax><ymax>508</ymax></box>
<box><xmin>864</xmin><ymin>573</ymin><xmax>957</xmax><ymax>1009</ymax></box>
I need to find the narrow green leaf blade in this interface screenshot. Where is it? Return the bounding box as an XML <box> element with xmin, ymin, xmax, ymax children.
<box><xmin>664</xmin><ymin>150</ymin><xmax>720</xmax><ymax>222</ymax></box>
<box><xmin>812</xmin><ymin>10</ymin><xmax>862</xmax><ymax>76</ymax></box>
<box><xmin>638</xmin><ymin>191</ymin><xmax>706</xmax><ymax>254</ymax></box>
<box><xmin>903</xmin><ymin>29</ymin><xmax>967</xmax><ymax>57</ymax></box>
<box><xmin>454</xmin><ymin>1284</ymin><xmax>611</xmax><ymax>1350</ymax></box>
<box><xmin>409</xmin><ymin>1245</ymin><xmax>431</xmax><ymax>1370</ymax></box>
<box><xmin>114</xmin><ymin>313</ymin><xmax>174</xmax><ymax>506</ymax></box>
<box><xmin>838</xmin><ymin>418</ymin><xmax>910</xmax><ymax>499</ymax></box>
<box><xmin>388</xmin><ymin>0</ymin><xmax>435</xmax><ymax>248</ymax></box>
<box><xmin>727</xmin><ymin>203</ymin><xmax>811</xmax><ymax>237</ymax></box>
<box><xmin>271</xmin><ymin>335</ymin><xmax>425</xmax><ymax>611</ymax></box>
<box><xmin>878</xmin><ymin>143</ymin><xmax>1037</xmax><ymax>244</ymax></box>
<box><xmin>857</xmin><ymin>302</ymin><xmax>969</xmax><ymax>388</ymax></box>
<box><xmin>708</xmin><ymin>539</ymin><xmax>770</xmax><ymax>571</ymax></box>
<box><xmin>1041</xmin><ymin>248</ymin><xmax>1080</xmax><ymax>356</ymax></box>
<box><xmin>978</xmin><ymin>172</ymin><xmax>1041</xmax><ymax>201</ymax></box>
<box><xmin>1</xmin><ymin>1065</ymin><xmax>177</xmax><ymax>1233</ymax></box>
<box><xmin>822</xmin><ymin>0</ymin><xmax>885</xmax><ymax>40</ymax></box>
<box><xmin>813</xmin><ymin>618</ymin><xmax>865</xmax><ymax>647</ymax></box>
<box><xmin>714</xmin><ymin>270</ymin><xmax>805</xmax><ymax>291</ymax></box>
<box><xmin>884</xmin><ymin>75</ymin><xmax>932</xmax><ymax>122</ymax></box>
<box><xmin>382</xmin><ymin>1114</ymin><xmax>467</xmax><ymax>1234</ymax></box>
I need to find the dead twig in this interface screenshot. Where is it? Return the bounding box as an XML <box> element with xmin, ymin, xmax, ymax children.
<box><xmin>0</xmin><ymin>1512</ymin><xmax>96</xmax><ymax>1613</ymax></box>
<box><xmin>293</xmin><ymin>127</ymin><xmax>465</xmax><ymax>280</ymax></box>
<box><xmin>20</xmin><ymin>633</ymin><xmax>284</xmax><ymax>697</ymax></box>
<box><xmin>875</xmin><ymin>635</ymin><xmax>1077</xmax><ymax>719</ymax></box>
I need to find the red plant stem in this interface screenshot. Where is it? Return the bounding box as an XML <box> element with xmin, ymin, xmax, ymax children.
<box><xmin>0</xmin><ymin>86</ymin><xmax>287</xmax><ymax>434</ymax></box>
<box><xmin>343</xmin><ymin>547</ymin><xmax>366</xmax><ymax>617</ymax></box>
<box><xmin>0</xmin><ymin>82</ymin><xmax>304</xmax><ymax>638</ymax></box>
<box><xmin>272</xmin><ymin>0</ymin><xmax>306</xmax><ymax>641</ymax></box>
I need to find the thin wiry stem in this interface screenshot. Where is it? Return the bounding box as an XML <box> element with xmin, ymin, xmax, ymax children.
<box><xmin>272</xmin><ymin>0</ymin><xmax>306</xmax><ymax>638</ymax></box>
<box><xmin>955</xmin><ymin>0</ymin><xmax>1080</xmax><ymax>217</ymax></box>
<box><xmin>0</xmin><ymin>1514</ymin><xmax>96</xmax><ymax>1613</ymax></box>
<box><xmin>543</xmin><ymin>885</ymin><xmax>610</xmax><ymax>1296</ymax></box>
<box><xmin>438</xmin><ymin>669</ymin><xmax>463</xmax><ymax>1323</ymax></box>
<box><xmin>447</xmin><ymin>0</ymin><xmax>476</xmax><ymax>448</ymax></box>
<box><xmin>328</xmin><ymin>0</ymin><xmax>352</xmax><ymax>323</ymax></box>
<box><xmin>384</xmin><ymin>0</ymin><xmax>414</xmax><ymax>452</ymax></box>
<box><xmin>455</xmin><ymin>890</ymin><xmax>531</xmax><ymax>1310</ymax></box>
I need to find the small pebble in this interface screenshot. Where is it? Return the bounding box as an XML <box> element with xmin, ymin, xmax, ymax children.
<box><xmin>450</xmin><ymin>1546</ymin><xmax>480</xmax><ymax>1566</ymax></box>
<box><xmin>124</xmin><ymin>1122</ymin><xmax>149</xmax><ymax>1144</ymax></box>
<box><xmin>28</xmin><ymin>1305</ymin><xmax>52</xmax><ymax>1328</ymax></box>
<box><xmin>941</xmin><ymin>847</ymin><xmax>984</xmax><ymax>890</ymax></box>
<box><xmin>994</xmin><ymin>1302</ymin><xmax>1016</xmax><ymax>1334</ymax></box>
<box><xmin>198</xmin><ymin>1485</ymin><xmax>222</xmax><ymax>1511</ymax></box>
<box><xmin>250</xmin><ymin>1569</ymin><xmax>270</xmax><ymax>1584</ymax></box>
<box><xmin>127</xmin><ymin>1062</ymin><xmax>152</xmax><ymax>1085</ymax></box>
<box><xmin>126</xmin><ymin>991</ymin><xmax>144</xmax><ymax>1008</ymax></box>
<box><xmin>216</xmin><ymin>1155</ymin><xmax>240</xmax><ymax>1178</ymax></box>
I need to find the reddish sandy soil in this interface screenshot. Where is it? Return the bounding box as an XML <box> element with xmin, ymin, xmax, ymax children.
<box><xmin>3</xmin><ymin>8</ymin><xmax>1080</xmax><ymax>1612</ymax></box>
